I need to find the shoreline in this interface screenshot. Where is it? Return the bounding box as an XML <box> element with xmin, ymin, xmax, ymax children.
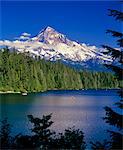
<box><xmin>0</xmin><ymin>91</ymin><xmax>21</xmax><ymax>94</ymax></box>
<box><xmin>0</xmin><ymin>88</ymin><xmax>120</xmax><ymax>94</ymax></box>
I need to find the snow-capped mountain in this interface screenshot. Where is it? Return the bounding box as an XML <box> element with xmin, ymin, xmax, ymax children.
<box><xmin>0</xmin><ymin>26</ymin><xmax>112</xmax><ymax>71</ymax></box>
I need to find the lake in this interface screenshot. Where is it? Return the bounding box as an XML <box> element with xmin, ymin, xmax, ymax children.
<box><xmin>0</xmin><ymin>89</ymin><xmax>119</xmax><ymax>145</ymax></box>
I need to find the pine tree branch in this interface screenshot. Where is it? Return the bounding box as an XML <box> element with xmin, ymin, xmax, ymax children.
<box><xmin>108</xmin><ymin>9</ymin><xmax>123</xmax><ymax>21</ymax></box>
<box><xmin>102</xmin><ymin>45</ymin><xmax>122</xmax><ymax>58</ymax></box>
<box><xmin>107</xmin><ymin>130</ymin><xmax>123</xmax><ymax>149</ymax></box>
<box><xmin>104</xmin><ymin>106</ymin><xmax>123</xmax><ymax>129</ymax></box>
<box><xmin>106</xmin><ymin>30</ymin><xmax>123</xmax><ymax>38</ymax></box>
<box><xmin>115</xmin><ymin>102</ymin><xmax>123</xmax><ymax>109</ymax></box>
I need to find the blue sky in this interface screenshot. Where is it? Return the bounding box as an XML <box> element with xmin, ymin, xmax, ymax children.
<box><xmin>1</xmin><ymin>1</ymin><xmax>121</xmax><ymax>47</ymax></box>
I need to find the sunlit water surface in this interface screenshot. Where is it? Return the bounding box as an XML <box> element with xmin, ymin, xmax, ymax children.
<box><xmin>0</xmin><ymin>89</ymin><xmax>119</xmax><ymax>144</ymax></box>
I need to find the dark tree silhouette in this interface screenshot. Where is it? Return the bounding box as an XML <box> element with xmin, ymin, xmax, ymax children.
<box><xmin>102</xmin><ymin>7</ymin><xmax>123</xmax><ymax>149</ymax></box>
<box><xmin>52</xmin><ymin>127</ymin><xmax>86</xmax><ymax>149</ymax></box>
<box><xmin>27</xmin><ymin>114</ymin><xmax>55</xmax><ymax>149</ymax></box>
<box><xmin>0</xmin><ymin>118</ymin><xmax>15</xmax><ymax>149</ymax></box>
<box><xmin>90</xmin><ymin>140</ymin><xmax>111</xmax><ymax>150</ymax></box>
<box><xmin>0</xmin><ymin>114</ymin><xmax>86</xmax><ymax>149</ymax></box>
<box><xmin>91</xmin><ymin>2</ymin><xmax>123</xmax><ymax>150</ymax></box>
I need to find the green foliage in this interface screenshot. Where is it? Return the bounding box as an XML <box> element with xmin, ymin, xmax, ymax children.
<box><xmin>80</xmin><ymin>71</ymin><xmax>119</xmax><ymax>89</ymax></box>
<box><xmin>0</xmin><ymin>48</ymin><xmax>119</xmax><ymax>92</ymax></box>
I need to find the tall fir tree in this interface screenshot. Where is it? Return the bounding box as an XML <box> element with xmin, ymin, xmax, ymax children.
<box><xmin>102</xmin><ymin>4</ymin><xmax>123</xmax><ymax>150</ymax></box>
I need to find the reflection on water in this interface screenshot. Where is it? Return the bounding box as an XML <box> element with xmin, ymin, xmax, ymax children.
<box><xmin>0</xmin><ymin>90</ymin><xmax>119</xmax><ymax>143</ymax></box>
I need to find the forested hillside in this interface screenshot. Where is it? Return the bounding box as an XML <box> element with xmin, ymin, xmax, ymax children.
<box><xmin>0</xmin><ymin>48</ymin><xmax>119</xmax><ymax>92</ymax></box>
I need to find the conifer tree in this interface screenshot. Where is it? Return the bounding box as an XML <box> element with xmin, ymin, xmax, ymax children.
<box><xmin>91</xmin><ymin>3</ymin><xmax>123</xmax><ymax>150</ymax></box>
<box><xmin>102</xmin><ymin>5</ymin><xmax>123</xmax><ymax>150</ymax></box>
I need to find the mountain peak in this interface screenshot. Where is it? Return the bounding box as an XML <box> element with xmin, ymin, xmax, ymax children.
<box><xmin>39</xmin><ymin>26</ymin><xmax>55</xmax><ymax>35</ymax></box>
<box><xmin>36</xmin><ymin>26</ymin><xmax>68</xmax><ymax>45</ymax></box>
<box><xmin>44</xmin><ymin>26</ymin><xmax>55</xmax><ymax>31</ymax></box>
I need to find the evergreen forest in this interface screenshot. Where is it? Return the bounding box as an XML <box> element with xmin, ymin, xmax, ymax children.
<box><xmin>0</xmin><ymin>48</ymin><xmax>120</xmax><ymax>93</ymax></box>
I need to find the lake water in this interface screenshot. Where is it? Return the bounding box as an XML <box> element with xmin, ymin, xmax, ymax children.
<box><xmin>0</xmin><ymin>89</ymin><xmax>119</xmax><ymax>145</ymax></box>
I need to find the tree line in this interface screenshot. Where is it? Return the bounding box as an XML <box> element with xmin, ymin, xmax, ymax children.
<box><xmin>0</xmin><ymin>48</ymin><xmax>120</xmax><ymax>92</ymax></box>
